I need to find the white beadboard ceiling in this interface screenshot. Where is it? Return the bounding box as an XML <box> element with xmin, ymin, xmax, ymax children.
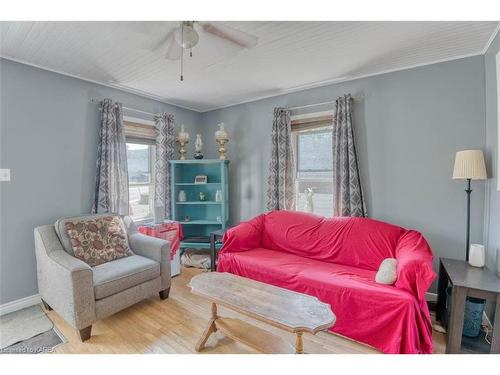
<box><xmin>1</xmin><ymin>21</ymin><xmax>498</xmax><ymax>112</ymax></box>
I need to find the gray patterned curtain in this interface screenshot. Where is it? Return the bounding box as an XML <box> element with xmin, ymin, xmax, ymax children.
<box><xmin>92</xmin><ymin>98</ymin><xmax>129</xmax><ymax>215</ymax></box>
<box><xmin>266</xmin><ymin>107</ymin><xmax>295</xmax><ymax>211</ymax></box>
<box><xmin>154</xmin><ymin>113</ymin><xmax>175</xmax><ymax>220</ymax></box>
<box><xmin>332</xmin><ymin>94</ymin><xmax>366</xmax><ymax>217</ymax></box>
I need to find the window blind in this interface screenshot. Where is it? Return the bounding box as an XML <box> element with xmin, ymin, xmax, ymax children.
<box><xmin>124</xmin><ymin>121</ymin><xmax>157</xmax><ymax>145</ymax></box>
<box><xmin>291</xmin><ymin>115</ymin><xmax>333</xmax><ymax>132</ymax></box>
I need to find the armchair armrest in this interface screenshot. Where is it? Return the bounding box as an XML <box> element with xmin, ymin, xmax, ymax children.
<box><xmin>34</xmin><ymin>226</ymin><xmax>95</xmax><ymax>329</ymax></box>
<box><xmin>128</xmin><ymin>232</ymin><xmax>171</xmax><ymax>288</ymax></box>
<box><xmin>394</xmin><ymin>230</ymin><xmax>436</xmax><ymax>301</ymax></box>
<box><xmin>221</xmin><ymin>214</ymin><xmax>266</xmax><ymax>254</ymax></box>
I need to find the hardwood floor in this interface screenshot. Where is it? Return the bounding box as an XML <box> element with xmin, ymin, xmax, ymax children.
<box><xmin>47</xmin><ymin>266</ymin><xmax>445</xmax><ymax>354</ymax></box>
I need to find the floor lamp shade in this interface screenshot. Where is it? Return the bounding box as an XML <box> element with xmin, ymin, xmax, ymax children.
<box><xmin>452</xmin><ymin>150</ymin><xmax>487</xmax><ymax>180</ymax></box>
<box><xmin>452</xmin><ymin>149</ymin><xmax>487</xmax><ymax>261</ymax></box>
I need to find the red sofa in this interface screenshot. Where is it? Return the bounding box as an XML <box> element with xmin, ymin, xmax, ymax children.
<box><xmin>217</xmin><ymin>211</ymin><xmax>436</xmax><ymax>354</ymax></box>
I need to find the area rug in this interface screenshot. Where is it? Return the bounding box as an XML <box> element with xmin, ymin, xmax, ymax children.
<box><xmin>0</xmin><ymin>305</ymin><xmax>66</xmax><ymax>354</ymax></box>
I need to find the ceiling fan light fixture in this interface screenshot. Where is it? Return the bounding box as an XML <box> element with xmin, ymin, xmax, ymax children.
<box><xmin>174</xmin><ymin>22</ymin><xmax>199</xmax><ymax>49</ymax></box>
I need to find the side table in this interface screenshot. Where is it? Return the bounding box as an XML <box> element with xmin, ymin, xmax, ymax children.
<box><xmin>209</xmin><ymin>229</ymin><xmax>226</xmax><ymax>272</ymax></box>
<box><xmin>436</xmin><ymin>257</ymin><xmax>500</xmax><ymax>353</ymax></box>
<box><xmin>138</xmin><ymin>221</ymin><xmax>183</xmax><ymax>277</ymax></box>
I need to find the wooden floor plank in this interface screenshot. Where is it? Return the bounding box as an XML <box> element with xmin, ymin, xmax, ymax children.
<box><xmin>215</xmin><ymin>317</ymin><xmax>295</xmax><ymax>354</ymax></box>
<box><xmin>46</xmin><ymin>266</ymin><xmax>444</xmax><ymax>354</ymax></box>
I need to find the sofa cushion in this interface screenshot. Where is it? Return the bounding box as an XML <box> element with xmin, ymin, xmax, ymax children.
<box><xmin>55</xmin><ymin>214</ymin><xmax>128</xmax><ymax>256</ymax></box>
<box><xmin>63</xmin><ymin>215</ymin><xmax>133</xmax><ymax>267</ymax></box>
<box><xmin>217</xmin><ymin>247</ymin><xmax>433</xmax><ymax>354</ymax></box>
<box><xmin>93</xmin><ymin>255</ymin><xmax>160</xmax><ymax>300</ymax></box>
<box><xmin>375</xmin><ymin>258</ymin><xmax>398</xmax><ymax>285</ymax></box>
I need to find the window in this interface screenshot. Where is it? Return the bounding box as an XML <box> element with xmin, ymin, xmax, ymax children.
<box><xmin>127</xmin><ymin>143</ymin><xmax>155</xmax><ymax>221</ymax></box>
<box><xmin>124</xmin><ymin>118</ymin><xmax>157</xmax><ymax>222</ymax></box>
<box><xmin>292</xmin><ymin>113</ymin><xmax>333</xmax><ymax>217</ymax></box>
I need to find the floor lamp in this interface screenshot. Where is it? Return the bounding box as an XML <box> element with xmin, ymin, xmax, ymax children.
<box><xmin>452</xmin><ymin>150</ymin><xmax>487</xmax><ymax>261</ymax></box>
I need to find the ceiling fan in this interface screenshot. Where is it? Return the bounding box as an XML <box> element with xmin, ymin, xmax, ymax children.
<box><xmin>153</xmin><ymin>21</ymin><xmax>259</xmax><ymax>81</ymax></box>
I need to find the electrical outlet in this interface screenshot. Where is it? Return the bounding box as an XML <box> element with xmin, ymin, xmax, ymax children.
<box><xmin>0</xmin><ymin>169</ymin><xmax>11</xmax><ymax>182</ymax></box>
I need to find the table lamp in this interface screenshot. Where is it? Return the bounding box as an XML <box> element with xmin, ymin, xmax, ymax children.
<box><xmin>452</xmin><ymin>150</ymin><xmax>487</xmax><ymax>261</ymax></box>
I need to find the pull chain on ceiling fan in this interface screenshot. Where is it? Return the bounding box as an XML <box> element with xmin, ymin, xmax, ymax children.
<box><xmin>153</xmin><ymin>21</ymin><xmax>259</xmax><ymax>82</ymax></box>
<box><xmin>177</xmin><ymin>21</ymin><xmax>199</xmax><ymax>81</ymax></box>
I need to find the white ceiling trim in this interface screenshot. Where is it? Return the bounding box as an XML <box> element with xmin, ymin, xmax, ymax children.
<box><xmin>0</xmin><ymin>54</ymin><xmax>200</xmax><ymax>113</ymax></box>
<box><xmin>481</xmin><ymin>22</ymin><xmax>500</xmax><ymax>54</ymax></box>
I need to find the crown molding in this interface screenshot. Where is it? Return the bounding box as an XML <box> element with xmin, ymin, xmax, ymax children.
<box><xmin>482</xmin><ymin>22</ymin><xmax>500</xmax><ymax>54</ymax></box>
<box><xmin>0</xmin><ymin>55</ymin><xmax>203</xmax><ymax>113</ymax></box>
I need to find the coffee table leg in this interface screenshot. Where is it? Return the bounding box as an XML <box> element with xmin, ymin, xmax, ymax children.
<box><xmin>295</xmin><ymin>332</ymin><xmax>304</xmax><ymax>354</ymax></box>
<box><xmin>195</xmin><ymin>303</ymin><xmax>218</xmax><ymax>352</ymax></box>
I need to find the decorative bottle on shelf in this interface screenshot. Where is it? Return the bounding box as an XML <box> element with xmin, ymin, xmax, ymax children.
<box><xmin>215</xmin><ymin>189</ymin><xmax>222</xmax><ymax>202</ymax></box>
<box><xmin>194</xmin><ymin>134</ymin><xmax>204</xmax><ymax>159</ymax></box>
<box><xmin>178</xmin><ymin>190</ymin><xmax>187</xmax><ymax>202</ymax></box>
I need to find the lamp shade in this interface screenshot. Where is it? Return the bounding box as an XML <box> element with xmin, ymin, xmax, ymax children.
<box><xmin>452</xmin><ymin>150</ymin><xmax>487</xmax><ymax>180</ymax></box>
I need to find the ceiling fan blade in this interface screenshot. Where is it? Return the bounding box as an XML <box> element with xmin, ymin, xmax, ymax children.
<box><xmin>150</xmin><ymin>30</ymin><xmax>175</xmax><ymax>52</ymax></box>
<box><xmin>150</xmin><ymin>30</ymin><xmax>182</xmax><ymax>60</ymax></box>
<box><xmin>199</xmin><ymin>22</ymin><xmax>258</xmax><ymax>48</ymax></box>
<box><xmin>164</xmin><ymin>33</ymin><xmax>182</xmax><ymax>60</ymax></box>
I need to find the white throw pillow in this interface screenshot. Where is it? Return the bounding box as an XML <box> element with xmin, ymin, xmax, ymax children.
<box><xmin>375</xmin><ymin>258</ymin><xmax>398</xmax><ymax>285</ymax></box>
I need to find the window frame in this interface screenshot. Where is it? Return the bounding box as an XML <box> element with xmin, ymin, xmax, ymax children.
<box><xmin>291</xmin><ymin>110</ymin><xmax>334</xmax><ymax>217</ymax></box>
<box><xmin>124</xmin><ymin>116</ymin><xmax>157</xmax><ymax>224</ymax></box>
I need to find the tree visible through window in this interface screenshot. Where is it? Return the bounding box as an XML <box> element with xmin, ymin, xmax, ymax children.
<box><xmin>294</xmin><ymin>127</ymin><xmax>333</xmax><ymax>217</ymax></box>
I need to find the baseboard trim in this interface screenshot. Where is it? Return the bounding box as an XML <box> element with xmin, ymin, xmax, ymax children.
<box><xmin>0</xmin><ymin>294</ymin><xmax>41</xmax><ymax>316</ymax></box>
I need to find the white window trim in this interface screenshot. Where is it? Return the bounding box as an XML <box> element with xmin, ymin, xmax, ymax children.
<box><xmin>125</xmin><ymin>116</ymin><xmax>157</xmax><ymax>223</ymax></box>
<box><xmin>290</xmin><ymin>109</ymin><xmax>333</xmax><ymax>122</ymax></box>
<box><xmin>127</xmin><ymin>144</ymin><xmax>156</xmax><ymax>222</ymax></box>
<box><xmin>292</xmin><ymin>110</ymin><xmax>334</xmax><ymax>217</ymax></box>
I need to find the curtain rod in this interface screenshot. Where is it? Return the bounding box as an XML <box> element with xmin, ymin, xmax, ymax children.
<box><xmin>287</xmin><ymin>94</ymin><xmax>364</xmax><ymax>111</ymax></box>
<box><xmin>90</xmin><ymin>98</ymin><xmax>157</xmax><ymax>118</ymax></box>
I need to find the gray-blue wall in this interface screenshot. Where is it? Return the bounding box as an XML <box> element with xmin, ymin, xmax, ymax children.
<box><xmin>0</xmin><ymin>59</ymin><xmax>202</xmax><ymax>304</ymax></box>
<box><xmin>484</xmin><ymin>31</ymin><xmax>500</xmax><ymax>272</ymax></box>
<box><xmin>201</xmin><ymin>56</ymin><xmax>487</xmax><ymax>292</ymax></box>
<box><xmin>0</xmin><ymin>53</ymin><xmax>493</xmax><ymax>305</ymax></box>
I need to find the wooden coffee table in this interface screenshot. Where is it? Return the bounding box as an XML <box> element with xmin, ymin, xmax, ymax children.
<box><xmin>188</xmin><ymin>272</ymin><xmax>336</xmax><ymax>354</ymax></box>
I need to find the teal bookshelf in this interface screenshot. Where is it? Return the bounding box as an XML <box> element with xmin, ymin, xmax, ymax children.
<box><xmin>169</xmin><ymin>159</ymin><xmax>229</xmax><ymax>251</ymax></box>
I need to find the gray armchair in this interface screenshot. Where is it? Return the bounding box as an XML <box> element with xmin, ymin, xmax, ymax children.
<box><xmin>34</xmin><ymin>214</ymin><xmax>171</xmax><ymax>341</ymax></box>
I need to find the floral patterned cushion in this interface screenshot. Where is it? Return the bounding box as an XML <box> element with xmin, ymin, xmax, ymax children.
<box><xmin>64</xmin><ymin>216</ymin><xmax>133</xmax><ymax>267</ymax></box>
